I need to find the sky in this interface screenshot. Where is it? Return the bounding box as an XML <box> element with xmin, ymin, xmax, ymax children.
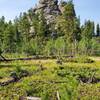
<box><xmin>0</xmin><ymin>0</ymin><xmax>100</xmax><ymax>24</ymax></box>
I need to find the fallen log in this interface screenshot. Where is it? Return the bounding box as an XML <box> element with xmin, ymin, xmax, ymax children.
<box><xmin>0</xmin><ymin>56</ymin><xmax>51</xmax><ymax>62</ymax></box>
<box><xmin>0</xmin><ymin>54</ymin><xmax>7</xmax><ymax>61</ymax></box>
<box><xmin>0</xmin><ymin>77</ymin><xmax>15</xmax><ymax>86</ymax></box>
<box><xmin>0</xmin><ymin>71</ymin><xmax>29</xmax><ymax>86</ymax></box>
<box><xmin>19</xmin><ymin>96</ymin><xmax>41</xmax><ymax>100</ymax></box>
<box><xmin>78</xmin><ymin>75</ymin><xmax>100</xmax><ymax>84</ymax></box>
<box><xmin>0</xmin><ymin>55</ymin><xmax>74</xmax><ymax>62</ymax></box>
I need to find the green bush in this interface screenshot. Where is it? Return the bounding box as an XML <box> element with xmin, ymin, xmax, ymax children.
<box><xmin>64</xmin><ymin>56</ymin><xmax>94</xmax><ymax>63</ymax></box>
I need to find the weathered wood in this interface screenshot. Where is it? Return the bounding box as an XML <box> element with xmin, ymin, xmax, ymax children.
<box><xmin>0</xmin><ymin>54</ymin><xmax>7</xmax><ymax>61</ymax></box>
<box><xmin>0</xmin><ymin>55</ymin><xmax>74</xmax><ymax>62</ymax></box>
<box><xmin>0</xmin><ymin>71</ymin><xmax>29</xmax><ymax>86</ymax></box>
<box><xmin>0</xmin><ymin>77</ymin><xmax>15</xmax><ymax>86</ymax></box>
<box><xmin>78</xmin><ymin>75</ymin><xmax>100</xmax><ymax>84</ymax></box>
<box><xmin>57</xmin><ymin>91</ymin><xmax>60</xmax><ymax>100</ymax></box>
<box><xmin>0</xmin><ymin>56</ymin><xmax>52</xmax><ymax>62</ymax></box>
<box><xmin>19</xmin><ymin>96</ymin><xmax>41</xmax><ymax>100</ymax></box>
<box><xmin>26</xmin><ymin>97</ymin><xmax>41</xmax><ymax>100</ymax></box>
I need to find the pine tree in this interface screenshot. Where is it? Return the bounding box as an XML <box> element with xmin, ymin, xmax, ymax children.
<box><xmin>4</xmin><ymin>21</ymin><xmax>16</xmax><ymax>53</ymax></box>
<box><xmin>56</xmin><ymin>0</ymin><xmax>80</xmax><ymax>56</ymax></box>
<box><xmin>0</xmin><ymin>16</ymin><xmax>7</xmax><ymax>51</ymax></box>
<box><xmin>96</xmin><ymin>24</ymin><xmax>100</xmax><ymax>36</ymax></box>
<box><xmin>81</xmin><ymin>20</ymin><xmax>94</xmax><ymax>39</ymax></box>
<box><xmin>37</xmin><ymin>10</ymin><xmax>48</xmax><ymax>37</ymax></box>
<box><xmin>80</xmin><ymin>20</ymin><xmax>95</xmax><ymax>55</ymax></box>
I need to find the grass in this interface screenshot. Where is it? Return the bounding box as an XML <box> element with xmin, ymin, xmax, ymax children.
<box><xmin>0</xmin><ymin>56</ymin><xmax>100</xmax><ymax>100</ymax></box>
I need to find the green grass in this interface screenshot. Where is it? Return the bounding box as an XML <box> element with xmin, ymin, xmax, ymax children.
<box><xmin>0</xmin><ymin>57</ymin><xmax>100</xmax><ymax>100</ymax></box>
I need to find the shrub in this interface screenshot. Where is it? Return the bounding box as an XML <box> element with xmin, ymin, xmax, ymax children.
<box><xmin>64</xmin><ymin>56</ymin><xmax>94</xmax><ymax>63</ymax></box>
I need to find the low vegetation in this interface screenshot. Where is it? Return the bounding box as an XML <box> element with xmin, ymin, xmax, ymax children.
<box><xmin>0</xmin><ymin>0</ymin><xmax>100</xmax><ymax>99</ymax></box>
<box><xmin>0</xmin><ymin>57</ymin><xmax>100</xmax><ymax>100</ymax></box>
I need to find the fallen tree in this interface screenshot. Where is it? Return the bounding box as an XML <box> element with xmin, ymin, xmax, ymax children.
<box><xmin>0</xmin><ymin>55</ymin><xmax>74</xmax><ymax>62</ymax></box>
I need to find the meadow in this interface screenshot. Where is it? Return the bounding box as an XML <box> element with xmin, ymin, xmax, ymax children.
<box><xmin>0</xmin><ymin>56</ymin><xmax>100</xmax><ymax>100</ymax></box>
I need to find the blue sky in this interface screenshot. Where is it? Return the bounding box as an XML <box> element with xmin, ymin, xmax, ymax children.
<box><xmin>0</xmin><ymin>0</ymin><xmax>100</xmax><ymax>24</ymax></box>
<box><xmin>73</xmin><ymin>0</ymin><xmax>100</xmax><ymax>24</ymax></box>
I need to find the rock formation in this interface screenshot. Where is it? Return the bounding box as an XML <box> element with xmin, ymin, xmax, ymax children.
<box><xmin>28</xmin><ymin>0</ymin><xmax>65</xmax><ymax>34</ymax></box>
<box><xmin>35</xmin><ymin>0</ymin><xmax>61</xmax><ymax>24</ymax></box>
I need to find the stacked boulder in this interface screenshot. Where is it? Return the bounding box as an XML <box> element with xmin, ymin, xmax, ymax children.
<box><xmin>36</xmin><ymin>0</ymin><xmax>61</xmax><ymax>24</ymax></box>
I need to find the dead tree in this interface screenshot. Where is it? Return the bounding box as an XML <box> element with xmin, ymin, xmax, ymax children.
<box><xmin>0</xmin><ymin>50</ymin><xmax>7</xmax><ymax>61</ymax></box>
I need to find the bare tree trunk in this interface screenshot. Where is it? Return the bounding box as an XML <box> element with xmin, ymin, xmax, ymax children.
<box><xmin>57</xmin><ymin>91</ymin><xmax>60</xmax><ymax>100</ymax></box>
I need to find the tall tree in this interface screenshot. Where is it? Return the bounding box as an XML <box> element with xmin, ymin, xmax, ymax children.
<box><xmin>96</xmin><ymin>24</ymin><xmax>100</xmax><ymax>36</ymax></box>
<box><xmin>37</xmin><ymin>10</ymin><xmax>48</xmax><ymax>37</ymax></box>
<box><xmin>4</xmin><ymin>21</ymin><xmax>16</xmax><ymax>53</ymax></box>
<box><xmin>81</xmin><ymin>20</ymin><xmax>94</xmax><ymax>39</ymax></box>
<box><xmin>79</xmin><ymin>20</ymin><xmax>95</xmax><ymax>55</ymax></box>
<box><xmin>56</xmin><ymin>0</ymin><xmax>81</xmax><ymax>55</ymax></box>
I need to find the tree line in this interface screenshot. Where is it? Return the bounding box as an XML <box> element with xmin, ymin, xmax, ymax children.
<box><xmin>0</xmin><ymin>0</ymin><xmax>100</xmax><ymax>57</ymax></box>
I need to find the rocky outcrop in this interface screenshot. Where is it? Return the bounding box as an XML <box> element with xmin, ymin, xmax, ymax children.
<box><xmin>35</xmin><ymin>0</ymin><xmax>61</xmax><ymax>24</ymax></box>
<box><xmin>28</xmin><ymin>0</ymin><xmax>65</xmax><ymax>34</ymax></box>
